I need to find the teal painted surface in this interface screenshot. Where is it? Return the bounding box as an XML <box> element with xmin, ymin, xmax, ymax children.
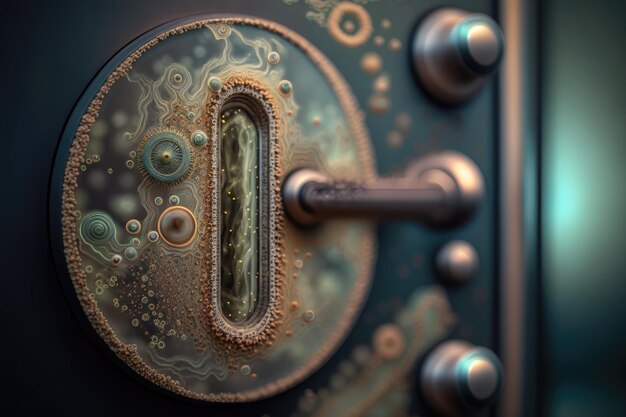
<box><xmin>11</xmin><ymin>0</ymin><xmax>503</xmax><ymax>415</ymax></box>
<box><xmin>542</xmin><ymin>0</ymin><xmax>626</xmax><ymax>415</ymax></box>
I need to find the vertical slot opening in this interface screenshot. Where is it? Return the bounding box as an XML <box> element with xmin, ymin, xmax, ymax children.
<box><xmin>219</xmin><ymin>100</ymin><xmax>268</xmax><ymax>326</ymax></box>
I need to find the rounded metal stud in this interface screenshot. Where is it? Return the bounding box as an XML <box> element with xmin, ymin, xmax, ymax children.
<box><xmin>412</xmin><ymin>8</ymin><xmax>504</xmax><ymax>104</ymax></box>
<box><xmin>421</xmin><ymin>340</ymin><xmax>503</xmax><ymax>417</ymax></box>
<box><xmin>436</xmin><ymin>240</ymin><xmax>479</xmax><ymax>285</ymax></box>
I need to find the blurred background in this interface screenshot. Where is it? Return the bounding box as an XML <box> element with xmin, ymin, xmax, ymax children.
<box><xmin>542</xmin><ymin>0</ymin><xmax>626</xmax><ymax>415</ymax></box>
<box><xmin>0</xmin><ymin>0</ymin><xmax>624</xmax><ymax>416</ymax></box>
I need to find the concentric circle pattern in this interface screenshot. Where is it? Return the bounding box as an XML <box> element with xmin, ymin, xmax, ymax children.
<box><xmin>141</xmin><ymin>132</ymin><xmax>191</xmax><ymax>183</ymax></box>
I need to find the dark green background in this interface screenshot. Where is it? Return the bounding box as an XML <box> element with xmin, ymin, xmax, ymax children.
<box><xmin>0</xmin><ymin>0</ymin><xmax>624</xmax><ymax>416</ymax></box>
<box><xmin>542</xmin><ymin>0</ymin><xmax>626</xmax><ymax>416</ymax></box>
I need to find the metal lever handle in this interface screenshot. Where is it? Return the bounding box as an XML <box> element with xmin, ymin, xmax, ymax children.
<box><xmin>300</xmin><ymin>180</ymin><xmax>446</xmax><ymax>219</ymax></box>
<box><xmin>283</xmin><ymin>151</ymin><xmax>484</xmax><ymax>227</ymax></box>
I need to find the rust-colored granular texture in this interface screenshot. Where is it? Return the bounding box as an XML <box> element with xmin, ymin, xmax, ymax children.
<box><xmin>202</xmin><ymin>76</ymin><xmax>285</xmax><ymax>356</ymax></box>
<box><xmin>61</xmin><ymin>17</ymin><xmax>376</xmax><ymax>402</ymax></box>
<box><xmin>327</xmin><ymin>2</ymin><xmax>374</xmax><ymax>48</ymax></box>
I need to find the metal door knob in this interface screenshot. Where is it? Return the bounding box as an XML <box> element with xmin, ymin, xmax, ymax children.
<box><xmin>412</xmin><ymin>8</ymin><xmax>504</xmax><ymax>104</ymax></box>
<box><xmin>436</xmin><ymin>240</ymin><xmax>479</xmax><ymax>285</ymax></box>
<box><xmin>421</xmin><ymin>340</ymin><xmax>503</xmax><ymax>416</ymax></box>
<box><xmin>283</xmin><ymin>151</ymin><xmax>484</xmax><ymax>227</ymax></box>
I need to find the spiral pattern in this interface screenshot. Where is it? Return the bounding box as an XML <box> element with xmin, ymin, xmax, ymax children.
<box><xmin>208</xmin><ymin>77</ymin><xmax>222</xmax><ymax>92</ymax></box>
<box><xmin>191</xmin><ymin>130</ymin><xmax>207</xmax><ymax>146</ymax></box>
<box><xmin>80</xmin><ymin>212</ymin><xmax>116</xmax><ymax>245</ymax></box>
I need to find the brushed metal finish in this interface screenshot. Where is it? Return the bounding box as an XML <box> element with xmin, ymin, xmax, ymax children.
<box><xmin>412</xmin><ymin>8</ymin><xmax>504</xmax><ymax>104</ymax></box>
<box><xmin>282</xmin><ymin>151</ymin><xmax>484</xmax><ymax>227</ymax></box>
<box><xmin>282</xmin><ymin>169</ymin><xmax>329</xmax><ymax>226</ymax></box>
<box><xmin>436</xmin><ymin>240</ymin><xmax>479</xmax><ymax>285</ymax></box>
<box><xmin>467</xmin><ymin>24</ymin><xmax>501</xmax><ymax>68</ymax></box>
<box><xmin>421</xmin><ymin>340</ymin><xmax>503</xmax><ymax>417</ymax></box>
<box><xmin>467</xmin><ymin>358</ymin><xmax>499</xmax><ymax>400</ymax></box>
<box><xmin>499</xmin><ymin>0</ymin><xmax>527</xmax><ymax>416</ymax></box>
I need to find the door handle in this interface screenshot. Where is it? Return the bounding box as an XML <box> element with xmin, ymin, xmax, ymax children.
<box><xmin>283</xmin><ymin>151</ymin><xmax>484</xmax><ymax>227</ymax></box>
<box><xmin>50</xmin><ymin>13</ymin><xmax>492</xmax><ymax>406</ymax></box>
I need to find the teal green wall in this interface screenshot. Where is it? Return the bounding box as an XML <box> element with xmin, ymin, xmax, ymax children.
<box><xmin>543</xmin><ymin>0</ymin><xmax>626</xmax><ymax>415</ymax></box>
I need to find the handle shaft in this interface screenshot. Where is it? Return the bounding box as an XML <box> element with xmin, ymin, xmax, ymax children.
<box><xmin>300</xmin><ymin>181</ymin><xmax>447</xmax><ymax>219</ymax></box>
<box><xmin>282</xmin><ymin>152</ymin><xmax>485</xmax><ymax>228</ymax></box>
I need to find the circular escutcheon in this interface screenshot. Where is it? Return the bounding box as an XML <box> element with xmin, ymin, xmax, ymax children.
<box><xmin>50</xmin><ymin>16</ymin><xmax>376</xmax><ymax>402</ymax></box>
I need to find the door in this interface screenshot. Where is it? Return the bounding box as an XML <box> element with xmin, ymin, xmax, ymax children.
<box><xmin>3</xmin><ymin>1</ymin><xmax>532</xmax><ymax>416</ymax></box>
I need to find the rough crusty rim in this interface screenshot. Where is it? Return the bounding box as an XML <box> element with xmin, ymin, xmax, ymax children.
<box><xmin>60</xmin><ymin>16</ymin><xmax>377</xmax><ymax>402</ymax></box>
<box><xmin>203</xmin><ymin>76</ymin><xmax>284</xmax><ymax>351</ymax></box>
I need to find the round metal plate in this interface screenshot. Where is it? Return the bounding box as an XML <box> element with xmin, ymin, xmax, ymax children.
<box><xmin>50</xmin><ymin>16</ymin><xmax>376</xmax><ymax>402</ymax></box>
